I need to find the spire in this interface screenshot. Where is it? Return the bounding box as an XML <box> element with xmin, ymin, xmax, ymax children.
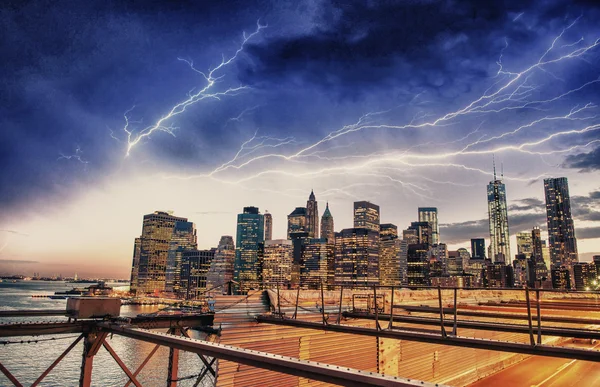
<box><xmin>492</xmin><ymin>155</ymin><xmax>497</xmax><ymax>181</ymax></box>
<box><xmin>322</xmin><ymin>202</ymin><xmax>332</xmax><ymax>218</ymax></box>
<box><xmin>309</xmin><ymin>189</ymin><xmax>315</xmax><ymax>201</ymax></box>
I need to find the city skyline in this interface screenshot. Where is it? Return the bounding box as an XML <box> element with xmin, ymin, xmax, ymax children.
<box><xmin>2</xmin><ymin>2</ymin><xmax>600</xmax><ymax>278</ymax></box>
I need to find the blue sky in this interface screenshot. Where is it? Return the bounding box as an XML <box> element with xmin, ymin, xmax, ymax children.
<box><xmin>1</xmin><ymin>0</ymin><xmax>599</xmax><ymax>277</ymax></box>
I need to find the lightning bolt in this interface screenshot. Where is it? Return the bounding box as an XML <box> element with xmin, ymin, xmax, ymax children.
<box><xmin>58</xmin><ymin>146</ymin><xmax>89</xmax><ymax>167</ymax></box>
<box><xmin>119</xmin><ymin>21</ymin><xmax>266</xmax><ymax>156</ymax></box>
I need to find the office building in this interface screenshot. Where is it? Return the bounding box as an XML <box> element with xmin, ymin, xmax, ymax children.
<box><xmin>406</xmin><ymin>243</ymin><xmax>430</xmax><ymax>286</ymax></box>
<box><xmin>179</xmin><ymin>249</ymin><xmax>216</xmax><ymax>299</ymax></box>
<box><xmin>544</xmin><ymin>178</ymin><xmax>578</xmax><ymax>270</ymax></box>
<box><xmin>379</xmin><ymin>224</ymin><xmax>400</xmax><ymax>286</ymax></box>
<box><xmin>234</xmin><ymin>206</ymin><xmax>265</xmax><ymax>293</ymax></box>
<box><xmin>470</xmin><ymin>238</ymin><xmax>486</xmax><ymax>260</ymax></box>
<box><xmin>306</xmin><ymin>190</ymin><xmax>319</xmax><ymax>238</ymax></box>
<box><xmin>206</xmin><ymin>236</ymin><xmax>236</xmax><ymax>294</ymax></box>
<box><xmin>262</xmin><ymin>239</ymin><xmax>293</xmax><ymax>288</ymax></box>
<box><xmin>407</xmin><ymin>221</ymin><xmax>432</xmax><ymax>247</ymax></box>
<box><xmin>320</xmin><ymin>202</ymin><xmax>335</xmax><ymax>243</ymax></box>
<box><xmin>573</xmin><ymin>262</ymin><xmax>596</xmax><ymax>291</ymax></box>
<box><xmin>551</xmin><ymin>266</ymin><xmax>572</xmax><ymax>290</ymax></box>
<box><xmin>487</xmin><ymin>165</ymin><xmax>510</xmax><ymax>263</ymax></box>
<box><xmin>264</xmin><ymin>212</ymin><xmax>273</xmax><ymax>241</ymax></box>
<box><xmin>353</xmin><ymin>201</ymin><xmax>380</xmax><ymax>232</ymax></box>
<box><xmin>301</xmin><ymin>238</ymin><xmax>334</xmax><ymax>289</ymax></box>
<box><xmin>166</xmin><ymin>220</ymin><xmax>197</xmax><ymax>294</ymax></box>
<box><xmin>418</xmin><ymin>207</ymin><xmax>439</xmax><ymax>245</ymax></box>
<box><xmin>516</xmin><ymin>232</ymin><xmax>533</xmax><ymax>257</ymax></box>
<box><xmin>287</xmin><ymin>207</ymin><xmax>307</xmax><ymax>239</ymax></box>
<box><xmin>130</xmin><ymin>211</ymin><xmax>193</xmax><ymax>295</ymax></box>
<box><xmin>334</xmin><ymin>228</ymin><xmax>380</xmax><ymax>286</ymax></box>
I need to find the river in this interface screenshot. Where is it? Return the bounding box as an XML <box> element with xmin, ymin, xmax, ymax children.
<box><xmin>0</xmin><ymin>280</ymin><xmax>212</xmax><ymax>386</ymax></box>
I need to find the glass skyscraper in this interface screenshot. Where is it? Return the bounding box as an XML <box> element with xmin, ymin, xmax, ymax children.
<box><xmin>262</xmin><ymin>239</ymin><xmax>293</xmax><ymax>288</ymax></box>
<box><xmin>234</xmin><ymin>206</ymin><xmax>265</xmax><ymax>294</ymax></box>
<box><xmin>287</xmin><ymin>207</ymin><xmax>307</xmax><ymax>239</ymax></box>
<box><xmin>379</xmin><ymin>223</ymin><xmax>400</xmax><ymax>286</ymax></box>
<box><xmin>487</xmin><ymin>170</ymin><xmax>510</xmax><ymax>263</ymax></box>
<box><xmin>418</xmin><ymin>207</ymin><xmax>439</xmax><ymax>245</ymax></box>
<box><xmin>353</xmin><ymin>201</ymin><xmax>380</xmax><ymax>232</ymax></box>
<box><xmin>166</xmin><ymin>220</ymin><xmax>198</xmax><ymax>294</ymax></box>
<box><xmin>334</xmin><ymin>228</ymin><xmax>380</xmax><ymax>286</ymax></box>
<box><xmin>544</xmin><ymin>177</ymin><xmax>578</xmax><ymax>269</ymax></box>
<box><xmin>206</xmin><ymin>235</ymin><xmax>236</xmax><ymax>294</ymax></box>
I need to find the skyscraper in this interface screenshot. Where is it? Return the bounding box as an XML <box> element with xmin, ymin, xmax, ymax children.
<box><xmin>379</xmin><ymin>223</ymin><xmax>400</xmax><ymax>286</ymax></box>
<box><xmin>301</xmin><ymin>238</ymin><xmax>334</xmax><ymax>289</ymax></box>
<box><xmin>487</xmin><ymin>165</ymin><xmax>510</xmax><ymax>263</ymax></box>
<box><xmin>320</xmin><ymin>202</ymin><xmax>335</xmax><ymax>243</ymax></box>
<box><xmin>306</xmin><ymin>190</ymin><xmax>319</xmax><ymax>238</ymax></box>
<box><xmin>544</xmin><ymin>177</ymin><xmax>578</xmax><ymax>269</ymax></box>
<box><xmin>287</xmin><ymin>207</ymin><xmax>307</xmax><ymax>239</ymax></box>
<box><xmin>353</xmin><ymin>201</ymin><xmax>380</xmax><ymax>232</ymax></box>
<box><xmin>516</xmin><ymin>232</ymin><xmax>533</xmax><ymax>257</ymax></box>
<box><xmin>166</xmin><ymin>220</ymin><xmax>197</xmax><ymax>294</ymax></box>
<box><xmin>179</xmin><ymin>249</ymin><xmax>215</xmax><ymax>299</ymax></box>
<box><xmin>130</xmin><ymin>211</ymin><xmax>193</xmax><ymax>294</ymax></box>
<box><xmin>334</xmin><ymin>228</ymin><xmax>380</xmax><ymax>286</ymax></box>
<box><xmin>234</xmin><ymin>206</ymin><xmax>265</xmax><ymax>293</ymax></box>
<box><xmin>264</xmin><ymin>212</ymin><xmax>273</xmax><ymax>241</ymax></box>
<box><xmin>206</xmin><ymin>236</ymin><xmax>236</xmax><ymax>294</ymax></box>
<box><xmin>262</xmin><ymin>239</ymin><xmax>293</xmax><ymax>288</ymax></box>
<box><xmin>407</xmin><ymin>222</ymin><xmax>432</xmax><ymax>247</ymax></box>
<box><xmin>418</xmin><ymin>207</ymin><xmax>439</xmax><ymax>245</ymax></box>
<box><xmin>470</xmin><ymin>238</ymin><xmax>486</xmax><ymax>260</ymax></box>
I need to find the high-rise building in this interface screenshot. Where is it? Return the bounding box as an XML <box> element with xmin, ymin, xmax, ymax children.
<box><xmin>287</xmin><ymin>207</ymin><xmax>307</xmax><ymax>239</ymax></box>
<box><xmin>262</xmin><ymin>239</ymin><xmax>293</xmax><ymax>288</ymax></box>
<box><xmin>166</xmin><ymin>221</ymin><xmax>197</xmax><ymax>294</ymax></box>
<box><xmin>544</xmin><ymin>177</ymin><xmax>578</xmax><ymax>270</ymax></box>
<box><xmin>130</xmin><ymin>211</ymin><xmax>193</xmax><ymax>295</ymax></box>
<box><xmin>320</xmin><ymin>202</ymin><xmax>335</xmax><ymax>243</ymax></box>
<box><xmin>301</xmin><ymin>238</ymin><xmax>334</xmax><ymax>289</ymax></box>
<box><xmin>206</xmin><ymin>236</ymin><xmax>236</xmax><ymax>294</ymax></box>
<box><xmin>353</xmin><ymin>201</ymin><xmax>380</xmax><ymax>232</ymax></box>
<box><xmin>551</xmin><ymin>266</ymin><xmax>571</xmax><ymax>290</ymax></box>
<box><xmin>531</xmin><ymin>227</ymin><xmax>548</xmax><ymax>285</ymax></box>
<box><xmin>402</xmin><ymin>228</ymin><xmax>419</xmax><ymax>245</ymax></box>
<box><xmin>573</xmin><ymin>262</ymin><xmax>596</xmax><ymax>291</ymax></box>
<box><xmin>334</xmin><ymin>228</ymin><xmax>380</xmax><ymax>286</ymax></box>
<box><xmin>179</xmin><ymin>249</ymin><xmax>215</xmax><ymax>299</ymax></box>
<box><xmin>399</xmin><ymin>240</ymin><xmax>408</xmax><ymax>285</ymax></box>
<box><xmin>379</xmin><ymin>224</ymin><xmax>400</xmax><ymax>286</ymax></box>
<box><xmin>306</xmin><ymin>190</ymin><xmax>319</xmax><ymax>238</ymax></box>
<box><xmin>470</xmin><ymin>238</ymin><xmax>486</xmax><ymax>260</ymax></box>
<box><xmin>487</xmin><ymin>166</ymin><xmax>510</xmax><ymax>263</ymax></box>
<box><xmin>234</xmin><ymin>206</ymin><xmax>265</xmax><ymax>293</ymax></box>
<box><xmin>516</xmin><ymin>232</ymin><xmax>533</xmax><ymax>257</ymax></box>
<box><xmin>407</xmin><ymin>222</ymin><xmax>432</xmax><ymax>247</ymax></box>
<box><xmin>418</xmin><ymin>207</ymin><xmax>439</xmax><ymax>245</ymax></box>
<box><xmin>264</xmin><ymin>212</ymin><xmax>273</xmax><ymax>241</ymax></box>
<box><xmin>406</xmin><ymin>243</ymin><xmax>430</xmax><ymax>286</ymax></box>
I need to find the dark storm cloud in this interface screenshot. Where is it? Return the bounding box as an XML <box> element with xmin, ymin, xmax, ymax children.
<box><xmin>508</xmin><ymin>198</ymin><xmax>545</xmax><ymax>212</ymax></box>
<box><xmin>577</xmin><ymin>227</ymin><xmax>600</xmax><ymax>240</ymax></box>
<box><xmin>240</xmin><ymin>1</ymin><xmax>537</xmax><ymax>95</ymax></box>
<box><xmin>562</xmin><ymin>146</ymin><xmax>600</xmax><ymax>172</ymax></box>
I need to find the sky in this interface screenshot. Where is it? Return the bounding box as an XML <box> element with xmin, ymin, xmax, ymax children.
<box><xmin>1</xmin><ymin>0</ymin><xmax>600</xmax><ymax>278</ymax></box>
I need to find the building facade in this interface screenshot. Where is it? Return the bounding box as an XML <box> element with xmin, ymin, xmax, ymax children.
<box><xmin>306</xmin><ymin>190</ymin><xmax>319</xmax><ymax>238</ymax></box>
<box><xmin>262</xmin><ymin>239</ymin><xmax>294</xmax><ymax>288</ymax></box>
<box><xmin>379</xmin><ymin>224</ymin><xmax>400</xmax><ymax>286</ymax></box>
<box><xmin>300</xmin><ymin>238</ymin><xmax>334</xmax><ymax>289</ymax></box>
<box><xmin>353</xmin><ymin>201</ymin><xmax>380</xmax><ymax>232</ymax></box>
<box><xmin>264</xmin><ymin>212</ymin><xmax>273</xmax><ymax>241</ymax></box>
<box><xmin>287</xmin><ymin>207</ymin><xmax>307</xmax><ymax>239</ymax></box>
<box><xmin>418</xmin><ymin>207</ymin><xmax>439</xmax><ymax>245</ymax></box>
<box><xmin>179</xmin><ymin>249</ymin><xmax>216</xmax><ymax>299</ymax></box>
<box><xmin>206</xmin><ymin>236</ymin><xmax>236</xmax><ymax>294</ymax></box>
<box><xmin>166</xmin><ymin>220</ymin><xmax>197</xmax><ymax>294</ymax></box>
<box><xmin>320</xmin><ymin>202</ymin><xmax>335</xmax><ymax>243</ymax></box>
<box><xmin>544</xmin><ymin>177</ymin><xmax>578</xmax><ymax>270</ymax></box>
<box><xmin>334</xmin><ymin>228</ymin><xmax>380</xmax><ymax>286</ymax></box>
<box><xmin>470</xmin><ymin>238</ymin><xmax>486</xmax><ymax>260</ymax></box>
<box><xmin>234</xmin><ymin>206</ymin><xmax>265</xmax><ymax>293</ymax></box>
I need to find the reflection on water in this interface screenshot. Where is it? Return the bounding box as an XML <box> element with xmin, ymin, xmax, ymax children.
<box><xmin>0</xmin><ymin>281</ymin><xmax>213</xmax><ymax>386</ymax></box>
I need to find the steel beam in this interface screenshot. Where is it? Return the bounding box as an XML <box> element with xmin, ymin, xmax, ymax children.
<box><xmin>256</xmin><ymin>316</ymin><xmax>600</xmax><ymax>362</ymax></box>
<box><xmin>0</xmin><ymin>362</ymin><xmax>23</xmax><ymax>387</ymax></box>
<box><xmin>0</xmin><ymin>321</ymin><xmax>87</xmax><ymax>337</ymax></box>
<box><xmin>99</xmin><ymin>322</ymin><xmax>434</xmax><ymax>387</ymax></box>
<box><xmin>31</xmin><ymin>334</ymin><xmax>83</xmax><ymax>387</ymax></box>
<box><xmin>343</xmin><ymin>312</ymin><xmax>600</xmax><ymax>340</ymax></box>
<box><xmin>0</xmin><ymin>309</ymin><xmax>66</xmax><ymax>318</ymax></box>
<box><xmin>124</xmin><ymin>344</ymin><xmax>160</xmax><ymax>387</ymax></box>
<box><xmin>79</xmin><ymin>331</ymin><xmax>108</xmax><ymax>387</ymax></box>
<box><xmin>103</xmin><ymin>340</ymin><xmax>142</xmax><ymax>387</ymax></box>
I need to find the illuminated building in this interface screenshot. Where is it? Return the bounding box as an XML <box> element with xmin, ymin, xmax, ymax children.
<box><xmin>166</xmin><ymin>221</ymin><xmax>197</xmax><ymax>294</ymax></box>
<box><xmin>353</xmin><ymin>201</ymin><xmax>380</xmax><ymax>232</ymax></box>
<box><xmin>301</xmin><ymin>238</ymin><xmax>334</xmax><ymax>289</ymax></box>
<box><xmin>407</xmin><ymin>222</ymin><xmax>432</xmax><ymax>247</ymax></box>
<box><xmin>487</xmin><ymin>165</ymin><xmax>510</xmax><ymax>263</ymax></box>
<box><xmin>306</xmin><ymin>190</ymin><xmax>319</xmax><ymax>238</ymax></box>
<box><xmin>430</xmin><ymin>276</ymin><xmax>474</xmax><ymax>288</ymax></box>
<box><xmin>551</xmin><ymin>266</ymin><xmax>571</xmax><ymax>290</ymax></box>
<box><xmin>262</xmin><ymin>239</ymin><xmax>293</xmax><ymax>288</ymax></box>
<box><xmin>130</xmin><ymin>211</ymin><xmax>193</xmax><ymax>295</ymax></box>
<box><xmin>264</xmin><ymin>212</ymin><xmax>273</xmax><ymax>241</ymax></box>
<box><xmin>486</xmin><ymin>263</ymin><xmax>513</xmax><ymax>288</ymax></box>
<box><xmin>531</xmin><ymin>227</ymin><xmax>549</xmax><ymax>285</ymax></box>
<box><xmin>516</xmin><ymin>232</ymin><xmax>533</xmax><ymax>257</ymax></box>
<box><xmin>206</xmin><ymin>236</ymin><xmax>236</xmax><ymax>294</ymax></box>
<box><xmin>379</xmin><ymin>224</ymin><xmax>400</xmax><ymax>286</ymax></box>
<box><xmin>234</xmin><ymin>206</ymin><xmax>265</xmax><ymax>294</ymax></box>
<box><xmin>573</xmin><ymin>263</ymin><xmax>596</xmax><ymax>291</ymax></box>
<box><xmin>334</xmin><ymin>228</ymin><xmax>380</xmax><ymax>286</ymax></box>
<box><xmin>287</xmin><ymin>207</ymin><xmax>307</xmax><ymax>239</ymax></box>
<box><xmin>179</xmin><ymin>249</ymin><xmax>215</xmax><ymax>299</ymax></box>
<box><xmin>470</xmin><ymin>238</ymin><xmax>486</xmax><ymax>260</ymax></box>
<box><xmin>544</xmin><ymin>178</ymin><xmax>578</xmax><ymax>271</ymax></box>
<box><xmin>513</xmin><ymin>255</ymin><xmax>528</xmax><ymax>288</ymax></box>
<box><xmin>466</xmin><ymin>258</ymin><xmax>486</xmax><ymax>287</ymax></box>
<box><xmin>402</xmin><ymin>228</ymin><xmax>419</xmax><ymax>245</ymax></box>
<box><xmin>418</xmin><ymin>207</ymin><xmax>439</xmax><ymax>245</ymax></box>
<box><xmin>447</xmin><ymin>250</ymin><xmax>463</xmax><ymax>276</ymax></box>
<box><xmin>429</xmin><ymin>243</ymin><xmax>448</xmax><ymax>275</ymax></box>
<box><xmin>407</xmin><ymin>243</ymin><xmax>429</xmax><ymax>286</ymax></box>
<box><xmin>399</xmin><ymin>240</ymin><xmax>408</xmax><ymax>285</ymax></box>
<box><xmin>320</xmin><ymin>202</ymin><xmax>335</xmax><ymax>243</ymax></box>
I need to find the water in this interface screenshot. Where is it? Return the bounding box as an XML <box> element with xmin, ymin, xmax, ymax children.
<box><xmin>0</xmin><ymin>281</ymin><xmax>213</xmax><ymax>386</ymax></box>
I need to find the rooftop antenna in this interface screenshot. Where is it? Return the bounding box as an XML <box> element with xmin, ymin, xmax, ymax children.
<box><xmin>492</xmin><ymin>154</ymin><xmax>497</xmax><ymax>181</ymax></box>
<box><xmin>501</xmin><ymin>162</ymin><xmax>504</xmax><ymax>180</ymax></box>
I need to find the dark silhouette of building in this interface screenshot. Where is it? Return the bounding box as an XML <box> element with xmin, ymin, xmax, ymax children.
<box><xmin>544</xmin><ymin>178</ymin><xmax>578</xmax><ymax>272</ymax></box>
<box><xmin>471</xmin><ymin>238</ymin><xmax>486</xmax><ymax>260</ymax></box>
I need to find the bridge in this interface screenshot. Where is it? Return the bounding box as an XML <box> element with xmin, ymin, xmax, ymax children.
<box><xmin>1</xmin><ymin>286</ymin><xmax>599</xmax><ymax>386</ymax></box>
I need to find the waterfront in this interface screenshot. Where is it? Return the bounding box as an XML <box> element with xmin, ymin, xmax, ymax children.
<box><xmin>0</xmin><ymin>281</ymin><xmax>212</xmax><ymax>386</ymax></box>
